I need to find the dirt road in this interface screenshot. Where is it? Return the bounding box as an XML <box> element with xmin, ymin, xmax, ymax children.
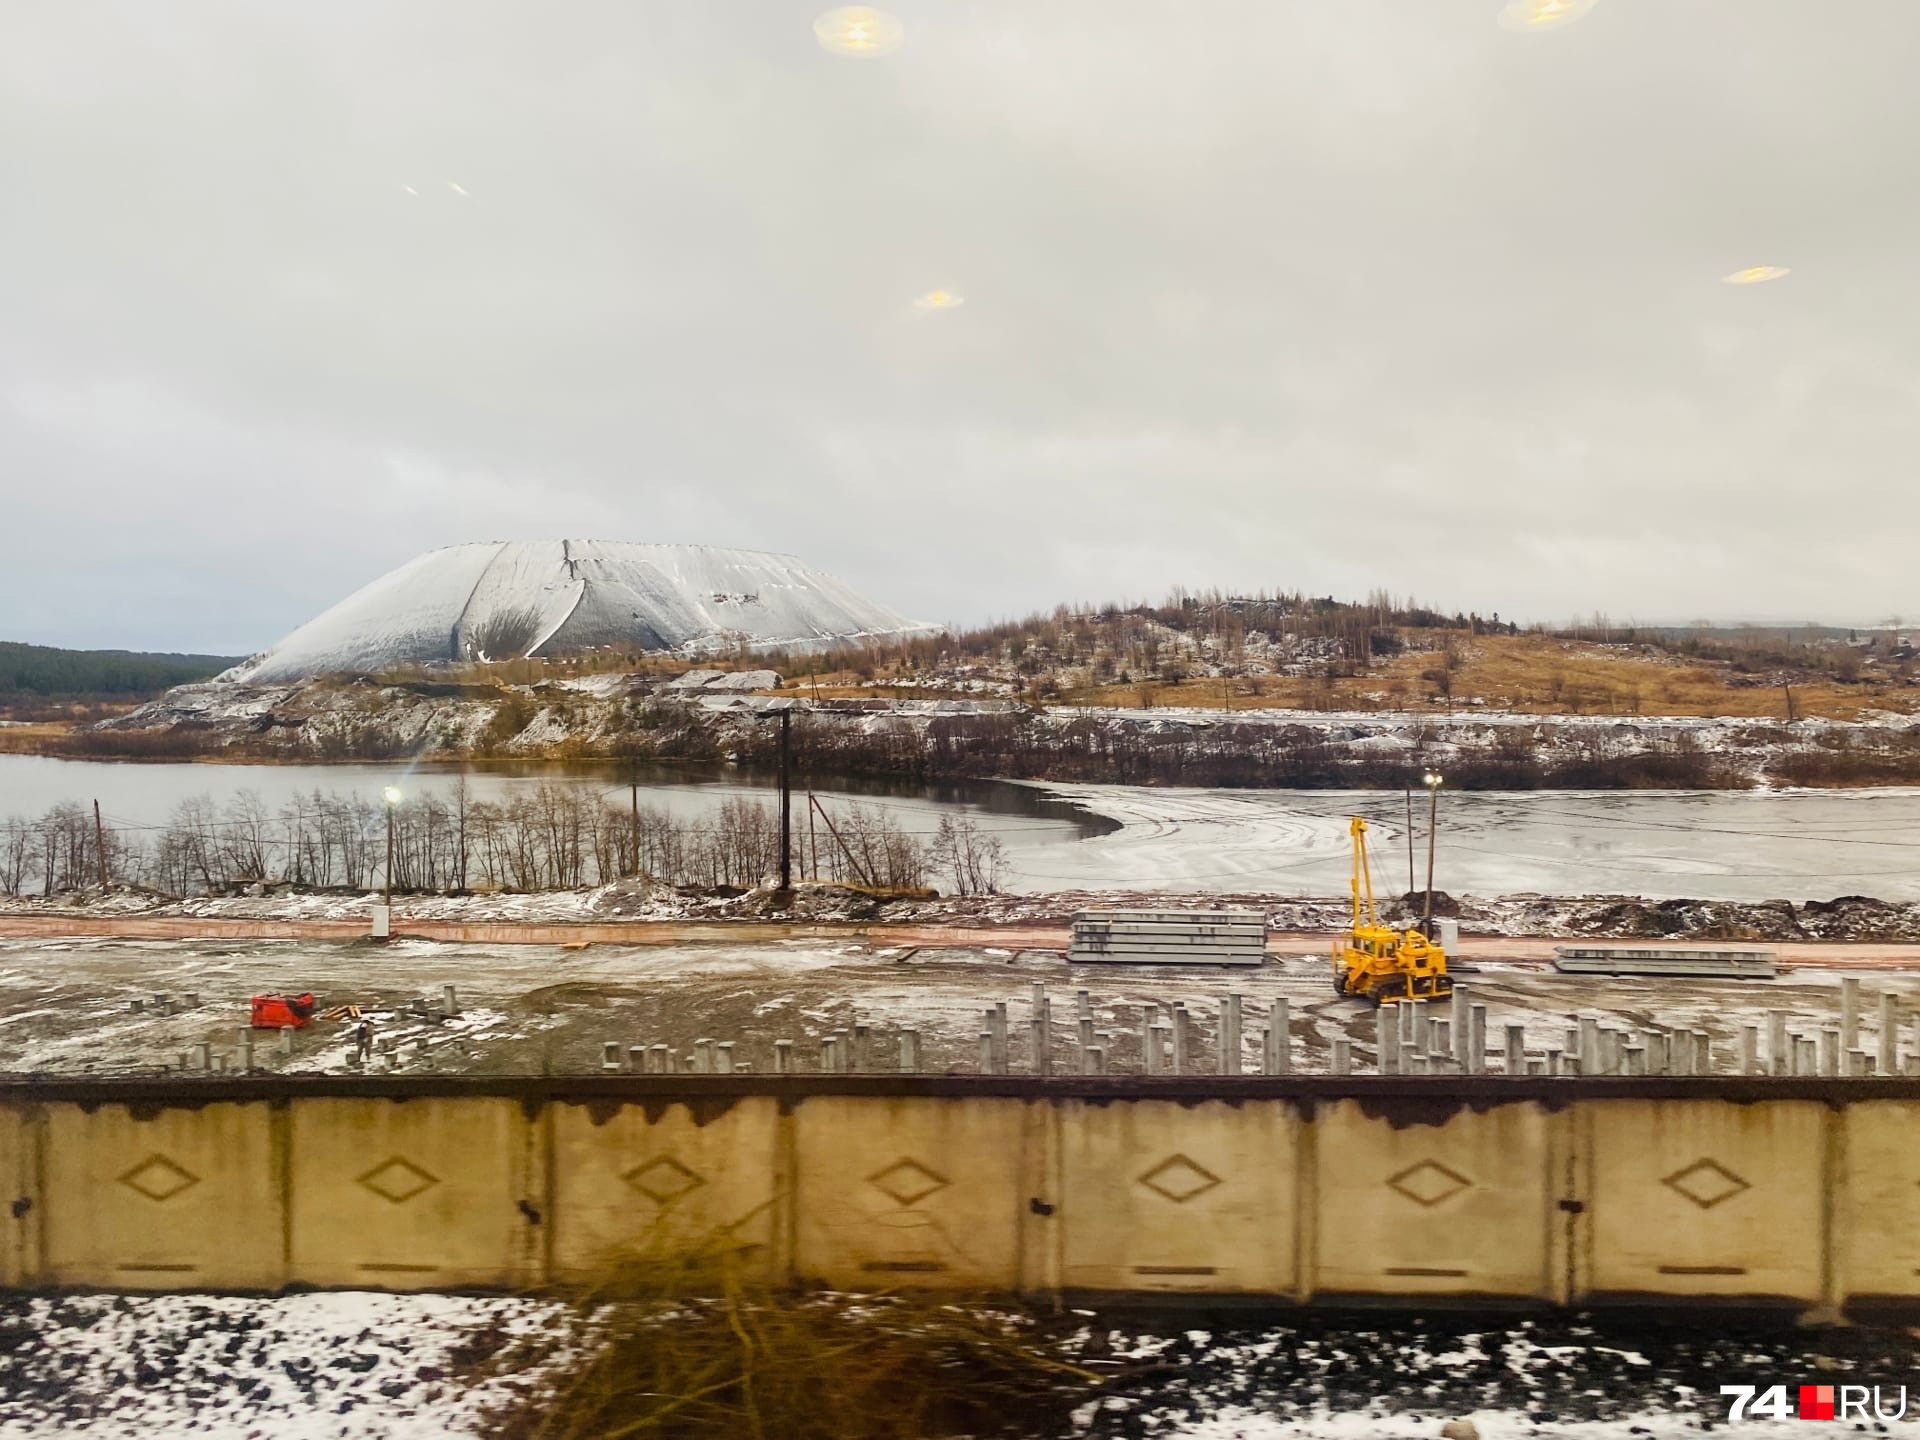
<box><xmin>6</xmin><ymin>912</ymin><xmax>1920</xmax><ymax>968</ymax></box>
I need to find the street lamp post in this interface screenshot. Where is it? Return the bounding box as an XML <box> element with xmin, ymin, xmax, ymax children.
<box><xmin>1421</xmin><ymin>771</ymin><xmax>1443</xmax><ymax>932</ymax></box>
<box><xmin>383</xmin><ymin>786</ymin><xmax>402</xmax><ymax>907</ymax></box>
<box><xmin>752</xmin><ymin>705</ymin><xmax>794</xmax><ymax>892</ymax></box>
<box><xmin>778</xmin><ymin>708</ymin><xmax>792</xmax><ymax>890</ymax></box>
<box><xmin>1404</xmin><ymin>787</ymin><xmax>1415</xmax><ymax>898</ymax></box>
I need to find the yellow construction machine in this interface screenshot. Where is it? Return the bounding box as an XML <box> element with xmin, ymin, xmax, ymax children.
<box><xmin>1333</xmin><ymin>816</ymin><xmax>1452</xmax><ymax>1004</ymax></box>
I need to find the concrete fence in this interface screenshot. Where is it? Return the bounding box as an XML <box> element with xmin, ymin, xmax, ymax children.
<box><xmin>8</xmin><ymin>1074</ymin><xmax>1920</xmax><ymax>1313</ymax></box>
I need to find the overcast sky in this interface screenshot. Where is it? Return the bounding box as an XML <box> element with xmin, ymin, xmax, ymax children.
<box><xmin>2</xmin><ymin>1</ymin><xmax>1916</xmax><ymax>653</ymax></box>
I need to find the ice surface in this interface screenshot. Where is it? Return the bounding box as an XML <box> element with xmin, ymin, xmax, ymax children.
<box><xmin>1018</xmin><ymin>783</ymin><xmax>1920</xmax><ymax>902</ymax></box>
<box><xmin>221</xmin><ymin>541</ymin><xmax>937</xmax><ymax>681</ymax></box>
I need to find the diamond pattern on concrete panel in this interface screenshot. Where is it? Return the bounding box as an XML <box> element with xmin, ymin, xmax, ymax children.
<box><xmin>624</xmin><ymin>1155</ymin><xmax>706</xmax><ymax>1206</ymax></box>
<box><xmin>1137</xmin><ymin>1153</ymin><xmax>1223</xmax><ymax>1204</ymax></box>
<box><xmin>118</xmin><ymin>1153</ymin><xmax>200</xmax><ymax>1203</ymax></box>
<box><xmin>1387</xmin><ymin>1160</ymin><xmax>1472</xmax><ymax>1208</ymax></box>
<box><xmin>1662</xmin><ymin>1158</ymin><xmax>1751</xmax><ymax>1210</ymax></box>
<box><xmin>356</xmin><ymin>1157</ymin><xmax>440</xmax><ymax>1205</ymax></box>
<box><xmin>868</xmin><ymin>1158</ymin><xmax>950</xmax><ymax>1208</ymax></box>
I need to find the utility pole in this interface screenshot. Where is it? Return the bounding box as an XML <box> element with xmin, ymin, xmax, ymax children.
<box><xmin>629</xmin><ymin>754</ymin><xmax>641</xmax><ymax>877</ymax></box>
<box><xmin>778</xmin><ymin>708</ymin><xmax>792</xmax><ymax>891</ymax></box>
<box><xmin>1422</xmin><ymin>771</ymin><xmax>1443</xmax><ymax>932</ymax></box>
<box><xmin>92</xmin><ymin>800</ymin><xmax>109</xmax><ymax>889</ymax></box>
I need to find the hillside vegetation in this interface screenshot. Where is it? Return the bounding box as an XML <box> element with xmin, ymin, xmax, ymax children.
<box><xmin>415</xmin><ymin>591</ymin><xmax>1914</xmax><ymax>723</ymax></box>
<box><xmin>12</xmin><ymin>592</ymin><xmax>1920</xmax><ymax>787</ymax></box>
<box><xmin>780</xmin><ymin>595</ymin><xmax>1916</xmax><ymax>721</ymax></box>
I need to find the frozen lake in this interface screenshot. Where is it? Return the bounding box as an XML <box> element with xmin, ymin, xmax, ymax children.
<box><xmin>3</xmin><ymin>755</ymin><xmax>1918</xmax><ymax>901</ymax></box>
<box><xmin>1026</xmin><ymin>783</ymin><xmax>1920</xmax><ymax>902</ymax></box>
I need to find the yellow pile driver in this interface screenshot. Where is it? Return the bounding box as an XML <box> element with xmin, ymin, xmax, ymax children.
<box><xmin>1333</xmin><ymin>816</ymin><xmax>1452</xmax><ymax>1004</ymax></box>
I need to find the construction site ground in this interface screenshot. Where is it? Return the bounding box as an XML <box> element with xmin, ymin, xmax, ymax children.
<box><xmin>7</xmin><ymin>926</ymin><xmax>1920</xmax><ymax>1079</ymax></box>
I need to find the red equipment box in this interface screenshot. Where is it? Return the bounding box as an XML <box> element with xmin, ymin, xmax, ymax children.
<box><xmin>249</xmin><ymin>993</ymin><xmax>317</xmax><ymax>1029</ymax></box>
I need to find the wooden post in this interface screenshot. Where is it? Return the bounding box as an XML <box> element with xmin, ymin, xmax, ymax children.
<box><xmin>810</xmin><ymin>794</ymin><xmax>874</xmax><ymax>887</ymax></box>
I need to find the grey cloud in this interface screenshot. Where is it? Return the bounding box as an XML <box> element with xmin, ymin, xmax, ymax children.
<box><xmin>2</xmin><ymin>0</ymin><xmax>1916</xmax><ymax>651</ymax></box>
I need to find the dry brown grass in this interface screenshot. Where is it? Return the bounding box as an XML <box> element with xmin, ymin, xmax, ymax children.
<box><xmin>1056</xmin><ymin>634</ymin><xmax>1911</xmax><ymax>720</ymax></box>
<box><xmin>480</xmin><ymin>1229</ymin><xmax>1097</xmax><ymax>1440</ymax></box>
<box><xmin>0</xmin><ymin>721</ymin><xmax>86</xmax><ymax>754</ymax></box>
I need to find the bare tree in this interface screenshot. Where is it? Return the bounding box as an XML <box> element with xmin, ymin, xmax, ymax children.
<box><xmin>931</xmin><ymin>814</ymin><xmax>1005</xmax><ymax>896</ymax></box>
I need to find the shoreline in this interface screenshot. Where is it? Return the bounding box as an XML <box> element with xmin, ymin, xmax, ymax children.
<box><xmin>7</xmin><ymin>743</ymin><xmax>1920</xmax><ymax>793</ymax></box>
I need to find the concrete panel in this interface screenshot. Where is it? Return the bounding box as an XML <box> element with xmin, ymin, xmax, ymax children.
<box><xmin>1055</xmin><ymin>1098</ymin><xmax>1298</xmax><ymax>1295</ymax></box>
<box><xmin>1313</xmin><ymin>1099</ymin><xmax>1553</xmax><ymax>1299</ymax></box>
<box><xmin>42</xmin><ymin>1100</ymin><xmax>282</xmax><ymax>1289</ymax></box>
<box><xmin>793</xmin><ymin>1096</ymin><xmax>1026</xmax><ymax>1288</ymax></box>
<box><xmin>1840</xmin><ymin>1101</ymin><xmax>1920</xmax><ymax>1302</ymax></box>
<box><xmin>288</xmin><ymin>1097</ymin><xmax>540</xmax><ymax>1289</ymax></box>
<box><xmin>1586</xmin><ymin>1099</ymin><xmax>1824</xmax><ymax>1302</ymax></box>
<box><xmin>550</xmin><ymin>1097</ymin><xmax>781</xmax><ymax>1281</ymax></box>
<box><xmin>0</xmin><ymin>1105</ymin><xmax>31</xmax><ymax>1287</ymax></box>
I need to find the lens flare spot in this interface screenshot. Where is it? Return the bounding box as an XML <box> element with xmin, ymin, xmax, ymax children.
<box><xmin>1723</xmin><ymin>266</ymin><xmax>1791</xmax><ymax>285</ymax></box>
<box><xmin>815</xmin><ymin>6</ymin><xmax>904</xmax><ymax>57</ymax></box>
<box><xmin>913</xmin><ymin>289</ymin><xmax>965</xmax><ymax>310</ymax></box>
<box><xmin>1498</xmin><ymin>0</ymin><xmax>1598</xmax><ymax>32</ymax></box>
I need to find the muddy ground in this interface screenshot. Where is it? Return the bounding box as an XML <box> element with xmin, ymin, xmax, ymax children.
<box><xmin>2</xmin><ymin>935</ymin><xmax>1913</xmax><ymax>1078</ymax></box>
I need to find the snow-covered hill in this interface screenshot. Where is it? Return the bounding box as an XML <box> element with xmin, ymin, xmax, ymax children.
<box><xmin>221</xmin><ymin>541</ymin><xmax>937</xmax><ymax>682</ymax></box>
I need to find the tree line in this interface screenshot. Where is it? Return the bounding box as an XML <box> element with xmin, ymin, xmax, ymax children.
<box><xmin>0</xmin><ymin>641</ymin><xmax>241</xmax><ymax>700</ymax></box>
<box><xmin>0</xmin><ymin>784</ymin><xmax>1008</xmax><ymax>899</ymax></box>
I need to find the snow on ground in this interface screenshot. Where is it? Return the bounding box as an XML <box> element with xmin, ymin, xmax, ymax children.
<box><xmin>1074</xmin><ymin>1314</ymin><xmax>1920</xmax><ymax>1439</ymax></box>
<box><xmin>3</xmin><ymin>1298</ymin><xmax>1915</xmax><ymax>1439</ymax></box>
<box><xmin>0</xmin><ymin>1291</ymin><xmax>590</xmax><ymax>1438</ymax></box>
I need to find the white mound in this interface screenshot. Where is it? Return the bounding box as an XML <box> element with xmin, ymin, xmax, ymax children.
<box><xmin>222</xmin><ymin>541</ymin><xmax>935</xmax><ymax>682</ymax></box>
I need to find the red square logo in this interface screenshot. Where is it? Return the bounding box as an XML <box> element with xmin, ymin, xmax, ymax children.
<box><xmin>1800</xmin><ymin>1385</ymin><xmax>1835</xmax><ymax>1420</ymax></box>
